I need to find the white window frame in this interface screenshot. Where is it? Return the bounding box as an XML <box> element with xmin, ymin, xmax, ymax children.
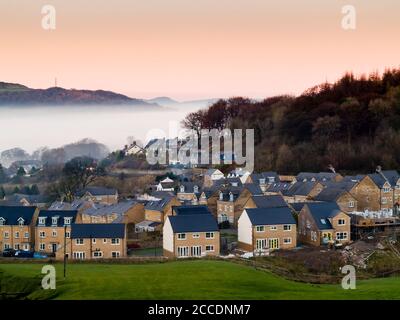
<box><xmin>111</xmin><ymin>251</ymin><xmax>120</xmax><ymax>258</ymax></box>
<box><xmin>270</xmin><ymin>226</ymin><xmax>277</xmax><ymax>231</ymax></box>
<box><xmin>192</xmin><ymin>233</ymin><xmax>200</xmax><ymax>239</ymax></box>
<box><xmin>283</xmin><ymin>225</ymin><xmax>292</xmax><ymax>231</ymax></box>
<box><xmin>39</xmin><ymin>231</ymin><xmax>46</xmax><ymax>238</ymax></box>
<box><xmin>39</xmin><ymin>243</ymin><xmax>46</xmax><ymax>251</ymax></box>
<box><xmin>338</xmin><ymin>219</ymin><xmax>346</xmax><ymax>226</ymax></box>
<box><xmin>111</xmin><ymin>238</ymin><xmax>120</xmax><ymax>245</ymax></box>
<box><xmin>205</xmin><ymin>245</ymin><xmax>214</xmax><ymax>252</ymax></box>
<box><xmin>283</xmin><ymin>237</ymin><xmax>292</xmax><ymax>244</ymax></box>
<box><xmin>76</xmin><ymin>238</ymin><xmax>84</xmax><ymax>245</ymax></box>
<box><xmin>205</xmin><ymin>232</ymin><xmax>214</xmax><ymax>239</ymax></box>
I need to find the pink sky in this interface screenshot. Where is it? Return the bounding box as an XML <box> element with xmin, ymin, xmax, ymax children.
<box><xmin>1</xmin><ymin>0</ymin><xmax>399</xmax><ymax>100</ymax></box>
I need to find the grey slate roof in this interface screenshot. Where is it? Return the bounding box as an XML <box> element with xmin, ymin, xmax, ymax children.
<box><xmin>82</xmin><ymin>200</ymin><xmax>140</xmax><ymax>216</ymax></box>
<box><xmin>250</xmin><ymin>172</ymin><xmax>279</xmax><ymax>184</ymax></box>
<box><xmin>245</xmin><ymin>207</ymin><xmax>296</xmax><ymax>226</ymax></box>
<box><xmin>71</xmin><ymin>223</ymin><xmax>125</xmax><ymax>239</ymax></box>
<box><xmin>380</xmin><ymin>170</ymin><xmax>400</xmax><ymax>186</ymax></box>
<box><xmin>305</xmin><ymin>202</ymin><xmax>341</xmax><ymax>230</ymax></box>
<box><xmin>289</xmin><ymin>202</ymin><xmax>311</xmax><ymax>212</ymax></box>
<box><xmin>284</xmin><ymin>181</ymin><xmax>318</xmax><ymax>196</ymax></box>
<box><xmin>244</xmin><ymin>184</ymin><xmax>263</xmax><ymax>196</ymax></box>
<box><xmin>49</xmin><ymin>199</ymin><xmax>93</xmax><ymax>211</ymax></box>
<box><xmin>78</xmin><ymin>186</ymin><xmax>117</xmax><ymax>197</ymax></box>
<box><xmin>313</xmin><ymin>188</ymin><xmax>348</xmax><ymax>202</ymax></box>
<box><xmin>178</xmin><ymin>182</ymin><xmax>202</xmax><ymax>194</ymax></box>
<box><xmin>0</xmin><ymin>206</ymin><xmax>37</xmax><ymax>225</ymax></box>
<box><xmin>266</xmin><ymin>182</ymin><xmax>293</xmax><ymax>193</ymax></box>
<box><xmin>37</xmin><ymin>210</ymin><xmax>78</xmax><ymax>227</ymax></box>
<box><xmin>296</xmin><ymin>172</ymin><xmax>338</xmax><ymax>182</ymax></box>
<box><xmin>168</xmin><ymin>214</ymin><xmax>219</xmax><ymax>233</ymax></box>
<box><xmin>251</xmin><ymin>195</ymin><xmax>288</xmax><ymax>208</ymax></box>
<box><xmin>145</xmin><ymin>195</ymin><xmax>174</xmax><ymax>211</ymax></box>
<box><xmin>173</xmin><ymin>205</ymin><xmax>211</xmax><ymax>215</ymax></box>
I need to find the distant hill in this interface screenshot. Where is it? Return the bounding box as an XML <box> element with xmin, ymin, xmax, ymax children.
<box><xmin>0</xmin><ymin>82</ymin><xmax>160</xmax><ymax>107</ymax></box>
<box><xmin>146</xmin><ymin>96</ymin><xmax>219</xmax><ymax>109</ymax></box>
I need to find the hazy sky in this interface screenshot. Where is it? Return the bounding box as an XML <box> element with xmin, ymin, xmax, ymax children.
<box><xmin>1</xmin><ymin>0</ymin><xmax>399</xmax><ymax>100</ymax></box>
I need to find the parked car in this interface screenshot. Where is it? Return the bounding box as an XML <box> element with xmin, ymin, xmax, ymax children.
<box><xmin>14</xmin><ymin>250</ymin><xmax>34</xmax><ymax>258</ymax></box>
<box><xmin>33</xmin><ymin>252</ymin><xmax>48</xmax><ymax>259</ymax></box>
<box><xmin>2</xmin><ymin>248</ymin><xmax>16</xmax><ymax>257</ymax></box>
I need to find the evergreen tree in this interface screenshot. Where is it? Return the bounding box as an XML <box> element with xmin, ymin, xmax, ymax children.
<box><xmin>0</xmin><ymin>186</ymin><xmax>5</xmax><ymax>199</ymax></box>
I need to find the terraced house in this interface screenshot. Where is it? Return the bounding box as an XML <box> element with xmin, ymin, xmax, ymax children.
<box><xmin>238</xmin><ymin>207</ymin><xmax>297</xmax><ymax>252</ymax></box>
<box><xmin>35</xmin><ymin>210</ymin><xmax>80</xmax><ymax>259</ymax></box>
<box><xmin>70</xmin><ymin>223</ymin><xmax>126</xmax><ymax>260</ymax></box>
<box><xmin>0</xmin><ymin>206</ymin><xmax>38</xmax><ymax>251</ymax></box>
<box><xmin>77</xmin><ymin>186</ymin><xmax>118</xmax><ymax>205</ymax></box>
<box><xmin>313</xmin><ymin>187</ymin><xmax>358</xmax><ymax>213</ymax></box>
<box><xmin>163</xmin><ymin>211</ymin><xmax>220</xmax><ymax>258</ymax></box>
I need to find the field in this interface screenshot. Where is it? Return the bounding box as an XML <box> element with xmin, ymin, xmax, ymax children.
<box><xmin>1</xmin><ymin>260</ymin><xmax>400</xmax><ymax>300</ymax></box>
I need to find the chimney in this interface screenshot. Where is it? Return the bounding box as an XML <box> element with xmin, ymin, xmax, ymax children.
<box><xmin>328</xmin><ymin>164</ymin><xmax>336</xmax><ymax>174</ymax></box>
<box><xmin>376</xmin><ymin>165</ymin><xmax>382</xmax><ymax>173</ymax></box>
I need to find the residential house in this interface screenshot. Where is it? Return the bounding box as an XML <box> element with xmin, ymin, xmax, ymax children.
<box><xmin>244</xmin><ymin>194</ymin><xmax>289</xmax><ymax>210</ymax></box>
<box><xmin>338</xmin><ymin>175</ymin><xmax>381</xmax><ymax>211</ymax></box>
<box><xmin>156</xmin><ymin>177</ymin><xmax>175</xmax><ymax>192</ymax></box>
<box><xmin>70</xmin><ymin>223</ymin><xmax>126</xmax><ymax>259</ymax></box>
<box><xmin>296</xmin><ymin>172</ymin><xmax>343</xmax><ymax>183</ymax></box>
<box><xmin>163</xmin><ymin>212</ymin><xmax>220</xmax><ymax>258</ymax></box>
<box><xmin>203</xmin><ymin>169</ymin><xmax>224</xmax><ymax>187</ymax></box>
<box><xmin>177</xmin><ymin>182</ymin><xmax>202</xmax><ymax>204</ymax></box>
<box><xmin>245</xmin><ymin>172</ymin><xmax>280</xmax><ymax>192</ymax></box>
<box><xmin>125</xmin><ymin>143</ymin><xmax>145</xmax><ymax>156</ymax></box>
<box><xmin>78</xmin><ymin>187</ymin><xmax>118</xmax><ymax>205</ymax></box>
<box><xmin>0</xmin><ymin>206</ymin><xmax>38</xmax><ymax>251</ymax></box>
<box><xmin>313</xmin><ymin>188</ymin><xmax>358</xmax><ymax>213</ymax></box>
<box><xmin>368</xmin><ymin>169</ymin><xmax>400</xmax><ymax>212</ymax></box>
<box><xmin>265</xmin><ymin>182</ymin><xmax>293</xmax><ymax>195</ymax></box>
<box><xmin>35</xmin><ymin>210</ymin><xmax>80</xmax><ymax>259</ymax></box>
<box><xmin>298</xmin><ymin>202</ymin><xmax>351</xmax><ymax>246</ymax></box>
<box><xmin>238</xmin><ymin>207</ymin><xmax>297</xmax><ymax>252</ymax></box>
<box><xmin>143</xmin><ymin>195</ymin><xmax>181</xmax><ymax>224</ymax></box>
<box><xmin>283</xmin><ymin>181</ymin><xmax>324</xmax><ymax>203</ymax></box>
<box><xmin>1</xmin><ymin>194</ymin><xmax>49</xmax><ymax>208</ymax></box>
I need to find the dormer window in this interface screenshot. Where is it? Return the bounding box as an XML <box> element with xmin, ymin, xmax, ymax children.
<box><xmin>51</xmin><ymin>217</ymin><xmax>59</xmax><ymax>226</ymax></box>
<box><xmin>180</xmin><ymin>185</ymin><xmax>185</xmax><ymax>193</ymax></box>
<box><xmin>219</xmin><ymin>192</ymin><xmax>223</xmax><ymax>201</ymax></box>
<box><xmin>268</xmin><ymin>177</ymin><xmax>275</xmax><ymax>183</ymax></box>
<box><xmin>229</xmin><ymin>192</ymin><xmax>234</xmax><ymax>202</ymax></box>
<box><xmin>193</xmin><ymin>185</ymin><xmax>199</xmax><ymax>193</ymax></box>
<box><xmin>38</xmin><ymin>217</ymin><xmax>46</xmax><ymax>225</ymax></box>
<box><xmin>64</xmin><ymin>217</ymin><xmax>72</xmax><ymax>225</ymax></box>
<box><xmin>17</xmin><ymin>217</ymin><xmax>25</xmax><ymax>226</ymax></box>
<box><xmin>0</xmin><ymin>217</ymin><xmax>5</xmax><ymax>226</ymax></box>
<box><xmin>259</xmin><ymin>178</ymin><xmax>266</xmax><ymax>185</ymax></box>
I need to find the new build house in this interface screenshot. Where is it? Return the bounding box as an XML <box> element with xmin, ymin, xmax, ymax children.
<box><xmin>298</xmin><ymin>202</ymin><xmax>351</xmax><ymax>246</ymax></box>
<box><xmin>35</xmin><ymin>210</ymin><xmax>79</xmax><ymax>259</ymax></box>
<box><xmin>0</xmin><ymin>206</ymin><xmax>38</xmax><ymax>251</ymax></box>
<box><xmin>70</xmin><ymin>223</ymin><xmax>126</xmax><ymax>259</ymax></box>
<box><xmin>238</xmin><ymin>207</ymin><xmax>297</xmax><ymax>253</ymax></box>
<box><xmin>163</xmin><ymin>211</ymin><xmax>220</xmax><ymax>258</ymax></box>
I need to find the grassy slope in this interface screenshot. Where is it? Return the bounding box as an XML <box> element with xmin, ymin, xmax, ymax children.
<box><xmin>0</xmin><ymin>260</ymin><xmax>399</xmax><ymax>300</ymax></box>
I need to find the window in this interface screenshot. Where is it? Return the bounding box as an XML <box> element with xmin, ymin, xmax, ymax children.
<box><xmin>24</xmin><ymin>232</ymin><xmax>29</xmax><ymax>238</ymax></box>
<box><xmin>177</xmin><ymin>233</ymin><xmax>186</xmax><ymax>240</ymax></box>
<box><xmin>51</xmin><ymin>217</ymin><xmax>58</xmax><ymax>225</ymax></box>
<box><xmin>39</xmin><ymin>231</ymin><xmax>46</xmax><ymax>238</ymax></box>
<box><xmin>205</xmin><ymin>232</ymin><xmax>214</xmax><ymax>239</ymax></box>
<box><xmin>336</xmin><ymin>232</ymin><xmax>348</xmax><ymax>240</ymax></box>
<box><xmin>111</xmin><ymin>238</ymin><xmax>120</xmax><ymax>245</ymax></box>
<box><xmin>93</xmin><ymin>251</ymin><xmax>103</xmax><ymax>258</ymax></box>
<box><xmin>76</xmin><ymin>238</ymin><xmax>84</xmax><ymax>245</ymax></box>
<box><xmin>320</xmin><ymin>219</ymin><xmax>326</xmax><ymax>225</ymax></box>
<box><xmin>0</xmin><ymin>218</ymin><xmax>4</xmax><ymax>226</ymax></box>
<box><xmin>177</xmin><ymin>246</ymin><xmax>189</xmax><ymax>257</ymax></box>
<box><xmin>52</xmin><ymin>230</ymin><xmax>57</xmax><ymax>237</ymax></box>
<box><xmin>311</xmin><ymin>231</ymin><xmax>317</xmax><ymax>242</ymax></box>
<box><xmin>64</xmin><ymin>217</ymin><xmax>72</xmax><ymax>225</ymax></box>
<box><xmin>92</xmin><ymin>238</ymin><xmax>96</xmax><ymax>244</ymax></box>
<box><xmin>383</xmin><ymin>186</ymin><xmax>391</xmax><ymax>193</ymax></box>
<box><xmin>14</xmin><ymin>244</ymin><xmax>20</xmax><ymax>250</ymax></box>
<box><xmin>4</xmin><ymin>243</ymin><xmax>10</xmax><ymax>249</ymax></box>
<box><xmin>283</xmin><ymin>238</ymin><xmax>292</xmax><ymax>244</ymax></box>
<box><xmin>18</xmin><ymin>218</ymin><xmax>24</xmax><ymax>226</ymax></box>
<box><xmin>338</xmin><ymin>219</ymin><xmax>346</xmax><ymax>226</ymax></box>
<box><xmin>103</xmin><ymin>239</ymin><xmax>107</xmax><ymax>243</ymax></box>
<box><xmin>256</xmin><ymin>239</ymin><xmax>267</xmax><ymax>250</ymax></box>
<box><xmin>283</xmin><ymin>225</ymin><xmax>292</xmax><ymax>231</ymax></box>
<box><xmin>111</xmin><ymin>251</ymin><xmax>120</xmax><ymax>258</ymax></box>
<box><xmin>205</xmin><ymin>245</ymin><xmax>214</xmax><ymax>252</ymax></box>
<box><xmin>73</xmin><ymin>252</ymin><xmax>86</xmax><ymax>259</ymax></box>
<box><xmin>268</xmin><ymin>177</ymin><xmax>275</xmax><ymax>183</ymax></box>
<box><xmin>270</xmin><ymin>226</ymin><xmax>277</xmax><ymax>231</ymax></box>
<box><xmin>65</xmin><ymin>231</ymin><xmax>70</xmax><ymax>238</ymax></box>
<box><xmin>192</xmin><ymin>233</ymin><xmax>200</xmax><ymax>239</ymax></box>
<box><xmin>349</xmin><ymin>201</ymin><xmax>355</xmax><ymax>208</ymax></box>
<box><xmin>39</xmin><ymin>243</ymin><xmax>45</xmax><ymax>251</ymax></box>
<box><xmin>382</xmin><ymin>197</ymin><xmax>388</xmax><ymax>204</ymax></box>
<box><xmin>259</xmin><ymin>178</ymin><xmax>266</xmax><ymax>185</ymax></box>
<box><xmin>14</xmin><ymin>232</ymin><xmax>19</xmax><ymax>239</ymax></box>
<box><xmin>38</xmin><ymin>217</ymin><xmax>46</xmax><ymax>225</ymax></box>
<box><xmin>256</xmin><ymin>226</ymin><xmax>265</xmax><ymax>232</ymax></box>
<box><xmin>4</xmin><ymin>231</ymin><xmax>10</xmax><ymax>239</ymax></box>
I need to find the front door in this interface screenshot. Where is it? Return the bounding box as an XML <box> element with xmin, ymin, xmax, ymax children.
<box><xmin>51</xmin><ymin>243</ymin><xmax>58</xmax><ymax>253</ymax></box>
<box><xmin>191</xmin><ymin>246</ymin><xmax>202</xmax><ymax>257</ymax></box>
<box><xmin>268</xmin><ymin>238</ymin><xmax>279</xmax><ymax>250</ymax></box>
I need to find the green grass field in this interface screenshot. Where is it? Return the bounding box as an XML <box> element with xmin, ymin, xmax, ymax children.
<box><xmin>1</xmin><ymin>260</ymin><xmax>400</xmax><ymax>300</ymax></box>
